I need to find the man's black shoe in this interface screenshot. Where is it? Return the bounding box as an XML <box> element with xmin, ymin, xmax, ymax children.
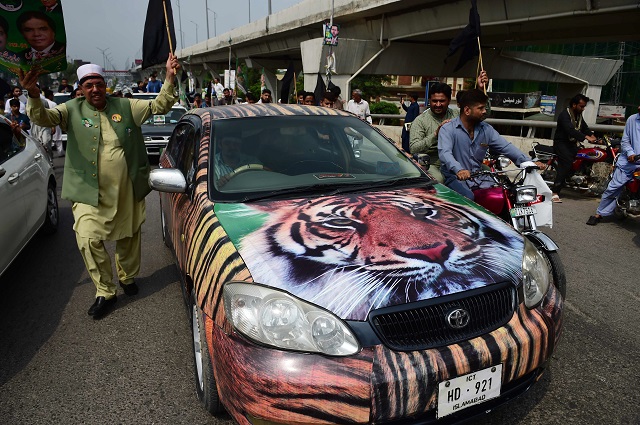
<box><xmin>586</xmin><ymin>215</ymin><xmax>601</xmax><ymax>226</ymax></box>
<box><xmin>119</xmin><ymin>280</ymin><xmax>139</xmax><ymax>296</ymax></box>
<box><xmin>88</xmin><ymin>296</ymin><xmax>117</xmax><ymax>319</ymax></box>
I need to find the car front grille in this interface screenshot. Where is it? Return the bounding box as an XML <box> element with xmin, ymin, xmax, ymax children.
<box><xmin>369</xmin><ymin>282</ymin><xmax>516</xmax><ymax>351</ymax></box>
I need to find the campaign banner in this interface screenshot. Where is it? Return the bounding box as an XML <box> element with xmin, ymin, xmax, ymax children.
<box><xmin>0</xmin><ymin>0</ymin><xmax>67</xmax><ymax>74</ymax></box>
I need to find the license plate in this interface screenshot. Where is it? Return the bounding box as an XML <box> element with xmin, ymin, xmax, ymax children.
<box><xmin>510</xmin><ymin>206</ymin><xmax>536</xmax><ymax>218</ymax></box>
<box><xmin>437</xmin><ymin>365</ymin><xmax>502</xmax><ymax>418</ymax></box>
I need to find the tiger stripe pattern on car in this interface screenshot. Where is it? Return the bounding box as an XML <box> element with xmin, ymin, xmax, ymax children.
<box><xmin>204</xmin><ymin>285</ymin><xmax>562</xmax><ymax>423</ymax></box>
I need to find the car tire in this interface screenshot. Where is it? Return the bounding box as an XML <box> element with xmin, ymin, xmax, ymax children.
<box><xmin>40</xmin><ymin>183</ymin><xmax>59</xmax><ymax>235</ymax></box>
<box><xmin>190</xmin><ymin>292</ymin><xmax>223</xmax><ymax>414</ymax></box>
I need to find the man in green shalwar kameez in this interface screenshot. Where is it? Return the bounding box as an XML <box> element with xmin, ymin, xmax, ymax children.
<box><xmin>20</xmin><ymin>54</ymin><xmax>181</xmax><ymax>319</ymax></box>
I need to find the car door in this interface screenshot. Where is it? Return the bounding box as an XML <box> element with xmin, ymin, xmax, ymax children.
<box><xmin>163</xmin><ymin>117</ymin><xmax>200</xmax><ymax>270</ymax></box>
<box><xmin>0</xmin><ymin>125</ymin><xmax>31</xmax><ymax>273</ymax></box>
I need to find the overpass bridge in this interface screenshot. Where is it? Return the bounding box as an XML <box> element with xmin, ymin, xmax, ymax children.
<box><xmin>170</xmin><ymin>0</ymin><xmax>640</xmax><ymax>123</ymax></box>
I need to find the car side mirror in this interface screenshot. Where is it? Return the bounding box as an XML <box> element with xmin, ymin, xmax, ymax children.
<box><xmin>149</xmin><ymin>168</ymin><xmax>188</xmax><ymax>193</ymax></box>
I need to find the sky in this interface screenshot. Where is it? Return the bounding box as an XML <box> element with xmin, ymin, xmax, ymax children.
<box><xmin>60</xmin><ymin>0</ymin><xmax>303</xmax><ymax>70</ymax></box>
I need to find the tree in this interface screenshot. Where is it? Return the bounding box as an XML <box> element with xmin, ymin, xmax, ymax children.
<box><xmin>350</xmin><ymin>74</ymin><xmax>392</xmax><ymax>99</ymax></box>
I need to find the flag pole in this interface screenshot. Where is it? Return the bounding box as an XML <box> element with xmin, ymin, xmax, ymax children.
<box><xmin>476</xmin><ymin>36</ymin><xmax>485</xmax><ymax>94</ymax></box>
<box><xmin>162</xmin><ymin>0</ymin><xmax>174</xmax><ymax>53</ymax></box>
<box><xmin>293</xmin><ymin>72</ymin><xmax>297</xmax><ymax>102</ymax></box>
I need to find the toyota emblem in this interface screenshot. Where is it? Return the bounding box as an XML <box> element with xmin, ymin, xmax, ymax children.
<box><xmin>446</xmin><ymin>308</ymin><xmax>470</xmax><ymax>329</ymax></box>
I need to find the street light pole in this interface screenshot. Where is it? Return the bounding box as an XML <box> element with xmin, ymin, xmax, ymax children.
<box><xmin>205</xmin><ymin>0</ymin><xmax>209</xmax><ymax>39</ymax></box>
<box><xmin>177</xmin><ymin>0</ymin><xmax>184</xmax><ymax>49</ymax></box>
<box><xmin>207</xmin><ymin>7</ymin><xmax>216</xmax><ymax>37</ymax></box>
<box><xmin>248</xmin><ymin>0</ymin><xmax>251</xmax><ymax>23</ymax></box>
<box><xmin>190</xmin><ymin>20</ymin><xmax>199</xmax><ymax>44</ymax></box>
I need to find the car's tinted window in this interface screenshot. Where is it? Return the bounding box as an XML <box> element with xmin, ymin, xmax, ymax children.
<box><xmin>210</xmin><ymin>115</ymin><xmax>423</xmax><ymax>200</ymax></box>
<box><xmin>166</xmin><ymin>121</ymin><xmax>197</xmax><ymax>180</ymax></box>
<box><xmin>0</xmin><ymin>124</ymin><xmax>25</xmax><ymax>165</ymax></box>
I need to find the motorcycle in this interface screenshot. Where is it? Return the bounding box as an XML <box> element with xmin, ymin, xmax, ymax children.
<box><xmin>529</xmin><ymin>136</ymin><xmax>620</xmax><ymax>196</ymax></box>
<box><xmin>468</xmin><ymin>163</ymin><xmax>567</xmax><ymax>298</ymax></box>
<box><xmin>609</xmin><ymin>156</ymin><xmax>640</xmax><ymax>219</ymax></box>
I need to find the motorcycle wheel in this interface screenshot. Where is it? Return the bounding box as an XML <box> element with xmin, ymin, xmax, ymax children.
<box><xmin>541</xmin><ymin>163</ymin><xmax>557</xmax><ymax>186</ymax></box>
<box><xmin>614</xmin><ymin>187</ymin><xmax>630</xmax><ymax>220</ymax></box>
<box><xmin>527</xmin><ymin>237</ymin><xmax>567</xmax><ymax>299</ymax></box>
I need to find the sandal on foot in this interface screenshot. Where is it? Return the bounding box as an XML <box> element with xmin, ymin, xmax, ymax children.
<box><xmin>551</xmin><ymin>194</ymin><xmax>562</xmax><ymax>203</ymax></box>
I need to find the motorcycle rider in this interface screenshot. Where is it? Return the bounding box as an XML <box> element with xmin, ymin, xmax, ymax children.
<box><xmin>551</xmin><ymin>94</ymin><xmax>597</xmax><ymax>203</ymax></box>
<box><xmin>587</xmin><ymin>105</ymin><xmax>640</xmax><ymax>225</ymax></box>
<box><xmin>438</xmin><ymin>89</ymin><xmax>542</xmax><ymax>200</ymax></box>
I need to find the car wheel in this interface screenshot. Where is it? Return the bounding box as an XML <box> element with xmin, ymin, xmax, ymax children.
<box><xmin>190</xmin><ymin>292</ymin><xmax>223</xmax><ymax>414</ymax></box>
<box><xmin>40</xmin><ymin>183</ymin><xmax>59</xmax><ymax>235</ymax></box>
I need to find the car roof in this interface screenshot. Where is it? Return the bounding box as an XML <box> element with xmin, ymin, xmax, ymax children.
<box><xmin>185</xmin><ymin>104</ymin><xmax>353</xmax><ymax>120</ymax></box>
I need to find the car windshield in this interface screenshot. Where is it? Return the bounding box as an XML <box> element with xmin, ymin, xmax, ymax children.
<box><xmin>133</xmin><ymin>93</ymin><xmax>159</xmax><ymax>100</ymax></box>
<box><xmin>209</xmin><ymin>115</ymin><xmax>429</xmax><ymax>202</ymax></box>
<box><xmin>53</xmin><ymin>94</ymin><xmax>71</xmax><ymax>104</ymax></box>
<box><xmin>143</xmin><ymin>108</ymin><xmax>186</xmax><ymax>125</ymax></box>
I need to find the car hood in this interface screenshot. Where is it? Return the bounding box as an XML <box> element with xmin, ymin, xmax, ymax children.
<box><xmin>216</xmin><ymin>186</ymin><xmax>524</xmax><ymax>321</ymax></box>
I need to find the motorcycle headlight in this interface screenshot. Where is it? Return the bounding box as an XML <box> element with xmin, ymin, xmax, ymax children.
<box><xmin>223</xmin><ymin>282</ymin><xmax>360</xmax><ymax>356</ymax></box>
<box><xmin>521</xmin><ymin>238</ymin><xmax>551</xmax><ymax>308</ymax></box>
<box><xmin>515</xmin><ymin>185</ymin><xmax>537</xmax><ymax>203</ymax></box>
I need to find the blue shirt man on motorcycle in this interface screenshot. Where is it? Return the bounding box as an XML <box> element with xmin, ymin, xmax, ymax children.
<box><xmin>587</xmin><ymin>105</ymin><xmax>640</xmax><ymax>225</ymax></box>
<box><xmin>438</xmin><ymin>89</ymin><xmax>538</xmax><ymax>200</ymax></box>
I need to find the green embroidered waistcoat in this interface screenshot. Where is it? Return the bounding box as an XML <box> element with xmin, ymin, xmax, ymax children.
<box><xmin>63</xmin><ymin>97</ymin><xmax>150</xmax><ymax>206</ymax></box>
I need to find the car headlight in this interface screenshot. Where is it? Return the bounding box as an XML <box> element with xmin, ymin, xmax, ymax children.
<box><xmin>521</xmin><ymin>238</ymin><xmax>550</xmax><ymax>308</ymax></box>
<box><xmin>144</xmin><ymin>136</ymin><xmax>152</xmax><ymax>142</ymax></box>
<box><xmin>223</xmin><ymin>282</ymin><xmax>360</xmax><ymax>356</ymax></box>
<box><xmin>515</xmin><ymin>185</ymin><xmax>537</xmax><ymax>203</ymax></box>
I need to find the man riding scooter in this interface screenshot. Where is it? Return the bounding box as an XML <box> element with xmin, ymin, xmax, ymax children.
<box><xmin>587</xmin><ymin>105</ymin><xmax>640</xmax><ymax>225</ymax></box>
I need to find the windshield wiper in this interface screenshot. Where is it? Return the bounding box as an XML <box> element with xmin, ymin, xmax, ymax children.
<box><xmin>329</xmin><ymin>176</ymin><xmax>435</xmax><ymax>194</ymax></box>
<box><xmin>238</xmin><ymin>176</ymin><xmax>434</xmax><ymax>202</ymax></box>
<box><xmin>239</xmin><ymin>184</ymin><xmax>347</xmax><ymax>202</ymax></box>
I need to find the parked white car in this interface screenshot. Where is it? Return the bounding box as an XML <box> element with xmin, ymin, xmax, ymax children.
<box><xmin>0</xmin><ymin>119</ymin><xmax>59</xmax><ymax>276</ymax></box>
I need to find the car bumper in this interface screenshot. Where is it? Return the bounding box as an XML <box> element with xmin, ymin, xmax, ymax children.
<box><xmin>206</xmin><ymin>285</ymin><xmax>563</xmax><ymax>425</ymax></box>
<box><xmin>145</xmin><ymin>138</ymin><xmax>169</xmax><ymax>156</ymax></box>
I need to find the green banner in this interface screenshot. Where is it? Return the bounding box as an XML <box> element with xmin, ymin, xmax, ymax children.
<box><xmin>0</xmin><ymin>0</ymin><xmax>67</xmax><ymax>74</ymax></box>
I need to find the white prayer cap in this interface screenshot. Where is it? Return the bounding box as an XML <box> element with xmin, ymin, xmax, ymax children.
<box><xmin>77</xmin><ymin>64</ymin><xmax>104</xmax><ymax>83</ymax></box>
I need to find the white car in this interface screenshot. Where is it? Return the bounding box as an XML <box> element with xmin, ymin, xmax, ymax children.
<box><xmin>0</xmin><ymin>119</ymin><xmax>59</xmax><ymax>276</ymax></box>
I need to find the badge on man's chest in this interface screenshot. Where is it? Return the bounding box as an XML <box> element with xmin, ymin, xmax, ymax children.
<box><xmin>111</xmin><ymin>114</ymin><xmax>122</xmax><ymax>123</ymax></box>
<box><xmin>81</xmin><ymin>118</ymin><xmax>94</xmax><ymax>127</ymax></box>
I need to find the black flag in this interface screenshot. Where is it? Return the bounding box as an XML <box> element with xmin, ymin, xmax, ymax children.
<box><xmin>0</xmin><ymin>78</ymin><xmax>10</xmax><ymax>102</ymax></box>
<box><xmin>313</xmin><ymin>74</ymin><xmax>326</xmax><ymax>107</ymax></box>
<box><xmin>279</xmin><ymin>62</ymin><xmax>295</xmax><ymax>103</ymax></box>
<box><xmin>142</xmin><ymin>0</ymin><xmax>177</xmax><ymax>69</ymax></box>
<box><xmin>445</xmin><ymin>0</ymin><xmax>481</xmax><ymax>72</ymax></box>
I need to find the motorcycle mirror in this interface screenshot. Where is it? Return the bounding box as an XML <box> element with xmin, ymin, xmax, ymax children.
<box><xmin>413</xmin><ymin>153</ymin><xmax>430</xmax><ymax>167</ymax></box>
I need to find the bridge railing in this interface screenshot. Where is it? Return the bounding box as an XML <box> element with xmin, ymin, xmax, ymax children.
<box><xmin>370</xmin><ymin>114</ymin><xmax>625</xmax><ymax>134</ymax></box>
